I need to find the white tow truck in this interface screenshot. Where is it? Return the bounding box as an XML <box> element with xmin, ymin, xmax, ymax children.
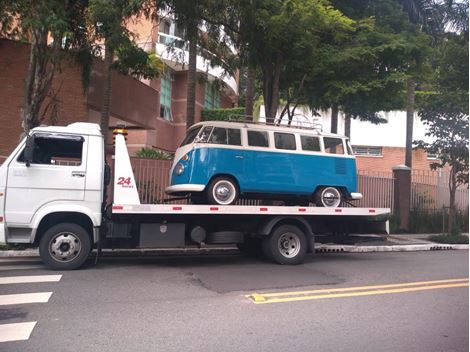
<box><xmin>0</xmin><ymin>123</ymin><xmax>390</xmax><ymax>269</ymax></box>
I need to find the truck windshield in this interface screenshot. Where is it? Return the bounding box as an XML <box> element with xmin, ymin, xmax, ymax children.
<box><xmin>180</xmin><ymin>126</ymin><xmax>202</xmax><ymax>146</ymax></box>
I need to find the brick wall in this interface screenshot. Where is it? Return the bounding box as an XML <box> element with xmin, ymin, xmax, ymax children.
<box><xmin>0</xmin><ymin>39</ymin><xmax>88</xmax><ymax>157</ymax></box>
<box><xmin>356</xmin><ymin>146</ymin><xmax>435</xmax><ymax>172</ymax></box>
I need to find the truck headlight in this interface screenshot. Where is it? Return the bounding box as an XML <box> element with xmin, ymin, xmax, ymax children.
<box><xmin>175</xmin><ymin>163</ymin><xmax>185</xmax><ymax>175</ymax></box>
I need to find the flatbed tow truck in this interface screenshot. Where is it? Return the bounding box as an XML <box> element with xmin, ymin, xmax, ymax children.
<box><xmin>0</xmin><ymin>123</ymin><xmax>390</xmax><ymax>269</ymax></box>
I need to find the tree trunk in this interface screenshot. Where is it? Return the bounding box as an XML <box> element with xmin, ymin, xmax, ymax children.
<box><xmin>447</xmin><ymin>165</ymin><xmax>457</xmax><ymax>235</ymax></box>
<box><xmin>330</xmin><ymin>106</ymin><xmax>338</xmax><ymax>134</ymax></box>
<box><xmin>405</xmin><ymin>78</ymin><xmax>416</xmax><ymax>168</ymax></box>
<box><xmin>100</xmin><ymin>44</ymin><xmax>114</xmax><ymax>150</ymax></box>
<box><xmin>262</xmin><ymin>53</ymin><xmax>283</xmax><ymax>124</ymax></box>
<box><xmin>186</xmin><ymin>29</ymin><xmax>197</xmax><ymax>129</ymax></box>
<box><xmin>244</xmin><ymin>66</ymin><xmax>254</xmax><ymax>121</ymax></box>
<box><xmin>344</xmin><ymin>112</ymin><xmax>351</xmax><ymax>138</ymax></box>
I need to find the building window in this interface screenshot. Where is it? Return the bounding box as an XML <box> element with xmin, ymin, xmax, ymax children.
<box><xmin>352</xmin><ymin>146</ymin><xmax>382</xmax><ymax>156</ymax></box>
<box><xmin>204</xmin><ymin>81</ymin><xmax>221</xmax><ymax>109</ymax></box>
<box><xmin>160</xmin><ymin>70</ymin><xmax>172</xmax><ymax>121</ymax></box>
<box><xmin>427</xmin><ymin>153</ymin><xmax>438</xmax><ymax>160</ymax></box>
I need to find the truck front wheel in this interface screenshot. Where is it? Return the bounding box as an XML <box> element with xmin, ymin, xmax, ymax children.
<box><xmin>39</xmin><ymin>223</ymin><xmax>91</xmax><ymax>270</ymax></box>
<box><xmin>262</xmin><ymin>225</ymin><xmax>307</xmax><ymax>265</ymax></box>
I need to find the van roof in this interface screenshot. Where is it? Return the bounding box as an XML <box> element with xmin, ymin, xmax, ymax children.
<box><xmin>191</xmin><ymin>120</ymin><xmax>348</xmax><ymax>138</ymax></box>
<box><xmin>32</xmin><ymin>123</ymin><xmax>102</xmax><ymax>137</ymax></box>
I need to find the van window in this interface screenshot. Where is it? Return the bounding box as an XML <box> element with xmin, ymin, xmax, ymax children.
<box><xmin>274</xmin><ymin>132</ymin><xmax>296</xmax><ymax>150</ymax></box>
<box><xmin>208</xmin><ymin>127</ymin><xmax>227</xmax><ymax>144</ymax></box>
<box><xmin>301</xmin><ymin>135</ymin><xmax>321</xmax><ymax>152</ymax></box>
<box><xmin>18</xmin><ymin>134</ymin><xmax>84</xmax><ymax>166</ymax></box>
<box><xmin>227</xmin><ymin>129</ymin><xmax>241</xmax><ymax>146</ymax></box>
<box><xmin>247</xmin><ymin>130</ymin><xmax>269</xmax><ymax>147</ymax></box>
<box><xmin>197</xmin><ymin>126</ymin><xmax>213</xmax><ymax>143</ymax></box>
<box><xmin>324</xmin><ymin>137</ymin><xmax>344</xmax><ymax>154</ymax></box>
<box><xmin>180</xmin><ymin>126</ymin><xmax>202</xmax><ymax>146</ymax></box>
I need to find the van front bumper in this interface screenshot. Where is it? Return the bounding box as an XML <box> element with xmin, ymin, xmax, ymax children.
<box><xmin>165</xmin><ymin>184</ymin><xmax>206</xmax><ymax>194</ymax></box>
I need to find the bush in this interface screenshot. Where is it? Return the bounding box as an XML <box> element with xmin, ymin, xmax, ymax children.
<box><xmin>135</xmin><ymin>148</ymin><xmax>171</xmax><ymax>160</ymax></box>
<box><xmin>428</xmin><ymin>234</ymin><xmax>469</xmax><ymax>244</ymax></box>
<box><xmin>407</xmin><ymin>209</ymin><xmax>469</xmax><ymax>234</ymax></box>
<box><xmin>201</xmin><ymin>107</ymin><xmax>245</xmax><ymax>121</ymax></box>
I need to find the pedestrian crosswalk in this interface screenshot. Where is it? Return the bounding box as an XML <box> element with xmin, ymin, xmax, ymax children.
<box><xmin>0</xmin><ymin>258</ymin><xmax>61</xmax><ymax>344</ymax></box>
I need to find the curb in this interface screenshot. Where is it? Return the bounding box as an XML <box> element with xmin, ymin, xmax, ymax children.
<box><xmin>0</xmin><ymin>243</ymin><xmax>468</xmax><ymax>258</ymax></box>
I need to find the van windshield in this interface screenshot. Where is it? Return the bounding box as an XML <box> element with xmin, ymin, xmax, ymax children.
<box><xmin>180</xmin><ymin>126</ymin><xmax>202</xmax><ymax>146</ymax></box>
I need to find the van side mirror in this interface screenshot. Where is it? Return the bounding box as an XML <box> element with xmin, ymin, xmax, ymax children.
<box><xmin>24</xmin><ymin>135</ymin><xmax>35</xmax><ymax>167</ymax></box>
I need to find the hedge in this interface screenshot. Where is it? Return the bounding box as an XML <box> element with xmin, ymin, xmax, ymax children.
<box><xmin>201</xmin><ymin>107</ymin><xmax>245</xmax><ymax>122</ymax></box>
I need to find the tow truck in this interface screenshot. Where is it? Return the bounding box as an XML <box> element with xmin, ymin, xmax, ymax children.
<box><xmin>0</xmin><ymin>123</ymin><xmax>390</xmax><ymax>269</ymax></box>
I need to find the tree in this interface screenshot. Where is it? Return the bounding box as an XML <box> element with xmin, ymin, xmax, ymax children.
<box><xmin>0</xmin><ymin>0</ymin><xmax>90</xmax><ymax>134</ymax></box>
<box><xmin>89</xmin><ymin>0</ymin><xmax>163</xmax><ymax>147</ymax></box>
<box><xmin>415</xmin><ymin>33</ymin><xmax>469</xmax><ymax>235</ymax></box>
<box><xmin>236</xmin><ymin>0</ymin><xmax>354</xmax><ymax>123</ymax></box>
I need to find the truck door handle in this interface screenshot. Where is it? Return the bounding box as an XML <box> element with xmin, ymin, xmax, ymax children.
<box><xmin>235</xmin><ymin>155</ymin><xmax>244</xmax><ymax>159</ymax></box>
<box><xmin>71</xmin><ymin>171</ymin><xmax>86</xmax><ymax>178</ymax></box>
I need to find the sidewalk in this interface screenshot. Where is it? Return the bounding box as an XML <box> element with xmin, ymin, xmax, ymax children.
<box><xmin>0</xmin><ymin>234</ymin><xmax>468</xmax><ymax>258</ymax></box>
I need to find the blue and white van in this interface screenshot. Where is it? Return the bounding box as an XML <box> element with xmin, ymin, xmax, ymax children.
<box><xmin>166</xmin><ymin>121</ymin><xmax>362</xmax><ymax>206</ymax></box>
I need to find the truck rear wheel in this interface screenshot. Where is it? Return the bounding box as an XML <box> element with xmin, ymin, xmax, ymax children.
<box><xmin>262</xmin><ymin>225</ymin><xmax>307</xmax><ymax>265</ymax></box>
<box><xmin>39</xmin><ymin>223</ymin><xmax>91</xmax><ymax>270</ymax></box>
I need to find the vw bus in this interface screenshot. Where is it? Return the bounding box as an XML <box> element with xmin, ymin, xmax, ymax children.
<box><xmin>165</xmin><ymin>121</ymin><xmax>362</xmax><ymax>206</ymax></box>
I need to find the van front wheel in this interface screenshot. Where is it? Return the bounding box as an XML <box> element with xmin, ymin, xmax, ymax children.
<box><xmin>315</xmin><ymin>187</ymin><xmax>342</xmax><ymax>208</ymax></box>
<box><xmin>207</xmin><ymin>177</ymin><xmax>239</xmax><ymax>205</ymax></box>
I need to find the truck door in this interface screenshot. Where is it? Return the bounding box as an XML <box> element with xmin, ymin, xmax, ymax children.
<box><xmin>5</xmin><ymin>133</ymin><xmax>88</xmax><ymax>225</ymax></box>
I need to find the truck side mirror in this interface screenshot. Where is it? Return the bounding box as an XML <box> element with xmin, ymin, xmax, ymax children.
<box><xmin>24</xmin><ymin>135</ymin><xmax>35</xmax><ymax>167</ymax></box>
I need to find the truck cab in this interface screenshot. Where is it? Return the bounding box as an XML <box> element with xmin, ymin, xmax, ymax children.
<box><xmin>0</xmin><ymin>123</ymin><xmax>104</xmax><ymax>267</ymax></box>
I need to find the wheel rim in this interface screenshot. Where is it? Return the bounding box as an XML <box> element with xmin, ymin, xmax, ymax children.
<box><xmin>212</xmin><ymin>180</ymin><xmax>236</xmax><ymax>205</ymax></box>
<box><xmin>277</xmin><ymin>232</ymin><xmax>301</xmax><ymax>258</ymax></box>
<box><xmin>321</xmin><ymin>187</ymin><xmax>341</xmax><ymax>207</ymax></box>
<box><xmin>48</xmin><ymin>232</ymin><xmax>82</xmax><ymax>263</ymax></box>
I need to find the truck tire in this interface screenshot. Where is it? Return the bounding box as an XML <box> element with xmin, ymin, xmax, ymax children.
<box><xmin>39</xmin><ymin>223</ymin><xmax>91</xmax><ymax>270</ymax></box>
<box><xmin>262</xmin><ymin>225</ymin><xmax>307</xmax><ymax>265</ymax></box>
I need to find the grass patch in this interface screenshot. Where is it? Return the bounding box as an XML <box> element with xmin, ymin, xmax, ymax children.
<box><xmin>428</xmin><ymin>234</ymin><xmax>469</xmax><ymax>244</ymax></box>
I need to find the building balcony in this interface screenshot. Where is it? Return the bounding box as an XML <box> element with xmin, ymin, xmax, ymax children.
<box><xmin>155</xmin><ymin>32</ymin><xmax>238</xmax><ymax>98</ymax></box>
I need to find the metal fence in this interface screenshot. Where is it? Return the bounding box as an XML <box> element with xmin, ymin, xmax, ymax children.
<box><xmin>355</xmin><ymin>171</ymin><xmax>394</xmax><ymax>209</ymax></box>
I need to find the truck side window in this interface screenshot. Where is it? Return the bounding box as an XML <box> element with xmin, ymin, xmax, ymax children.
<box><xmin>18</xmin><ymin>135</ymin><xmax>84</xmax><ymax>165</ymax></box>
<box><xmin>301</xmin><ymin>135</ymin><xmax>321</xmax><ymax>152</ymax></box>
<box><xmin>324</xmin><ymin>137</ymin><xmax>344</xmax><ymax>155</ymax></box>
<box><xmin>274</xmin><ymin>132</ymin><xmax>296</xmax><ymax>150</ymax></box>
<box><xmin>247</xmin><ymin>130</ymin><xmax>269</xmax><ymax>147</ymax></box>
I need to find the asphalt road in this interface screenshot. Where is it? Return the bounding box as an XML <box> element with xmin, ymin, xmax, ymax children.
<box><xmin>0</xmin><ymin>250</ymin><xmax>468</xmax><ymax>352</ymax></box>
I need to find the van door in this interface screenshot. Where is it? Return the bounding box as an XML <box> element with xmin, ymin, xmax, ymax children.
<box><xmin>5</xmin><ymin>133</ymin><xmax>87</xmax><ymax>225</ymax></box>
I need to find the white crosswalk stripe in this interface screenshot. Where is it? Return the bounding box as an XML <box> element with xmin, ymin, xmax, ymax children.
<box><xmin>0</xmin><ymin>322</ymin><xmax>37</xmax><ymax>343</ymax></box>
<box><xmin>0</xmin><ymin>275</ymin><xmax>62</xmax><ymax>285</ymax></box>
<box><xmin>0</xmin><ymin>292</ymin><xmax>53</xmax><ymax>306</ymax></box>
<box><xmin>0</xmin><ymin>263</ymin><xmax>62</xmax><ymax>343</ymax></box>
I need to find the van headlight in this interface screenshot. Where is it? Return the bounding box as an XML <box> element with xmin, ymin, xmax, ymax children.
<box><xmin>175</xmin><ymin>163</ymin><xmax>185</xmax><ymax>175</ymax></box>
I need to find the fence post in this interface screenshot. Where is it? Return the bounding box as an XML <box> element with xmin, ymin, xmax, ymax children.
<box><xmin>392</xmin><ymin>165</ymin><xmax>411</xmax><ymax>232</ymax></box>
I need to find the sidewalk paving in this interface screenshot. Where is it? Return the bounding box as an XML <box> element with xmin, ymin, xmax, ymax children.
<box><xmin>0</xmin><ymin>234</ymin><xmax>467</xmax><ymax>258</ymax></box>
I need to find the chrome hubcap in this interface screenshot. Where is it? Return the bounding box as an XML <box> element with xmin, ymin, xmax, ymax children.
<box><xmin>321</xmin><ymin>187</ymin><xmax>341</xmax><ymax>207</ymax></box>
<box><xmin>278</xmin><ymin>232</ymin><xmax>301</xmax><ymax>258</ymax></box>
<box><xmin>49</xmin><ymin>232</ymin><xmax>82</xmax><ymax>263</ymax></box>
<box><xmin>213</xmin><ymin>180</ymin><xmax>236</xmax><ymax>204</ymax></box>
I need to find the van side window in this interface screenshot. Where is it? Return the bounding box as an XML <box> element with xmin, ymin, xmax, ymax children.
<box><xmin>208</xmin><ymin>127</ymin><xmax>227</xmax><ymax>144</ymax></box>
<box><xmin>301</xmin><ymin>135</ymin><xmax>321</xmax><ymax>152</ymax></box>
<box><xmin>247</xmin><ymin>130</ymin><xmax>269</xmax><ymax>147</ymax></box>
<box><xmin>227</xmin><ymin>129</ymin><xmax>241</xmax><ymax>146</ymax></box>
<box><xmin>274</xmin><ymin>132</ymin><xmax>296</xmax><ymax>150</ymax></box>
<box><xmin>197</xmin><ymin>126</ymin><xmax>213</xmax><ymax>143</ymax></box>
<box><xmin>180</xmin><ymin>126</ymin><xmax>202</xmax><ymax>146</ymax></box>
<box><xmin>324</xmin><ymin>137</ymin><xmax>344</xmax><ymax>154</ymax></box>
<box><xmin>18</xmin><ymin>135</ymin><xmax>84</xmax><ymax>166</ymax></box>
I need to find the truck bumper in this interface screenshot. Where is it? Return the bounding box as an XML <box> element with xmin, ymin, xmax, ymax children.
<box><xmin>350</xmin><ymin>192</ymin><xmax>363</xmax><ymax>200</ymax></box>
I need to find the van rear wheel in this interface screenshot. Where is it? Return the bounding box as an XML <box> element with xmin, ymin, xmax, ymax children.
<box><xmin>315</xmin><ymin>187</ymin><xmax>342</xmax><ymax>208</ymax></box>
<box><xmin>207</xmin><ymin>177</ymin><xmax>239</xmax><ymax>205</ymax></box>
